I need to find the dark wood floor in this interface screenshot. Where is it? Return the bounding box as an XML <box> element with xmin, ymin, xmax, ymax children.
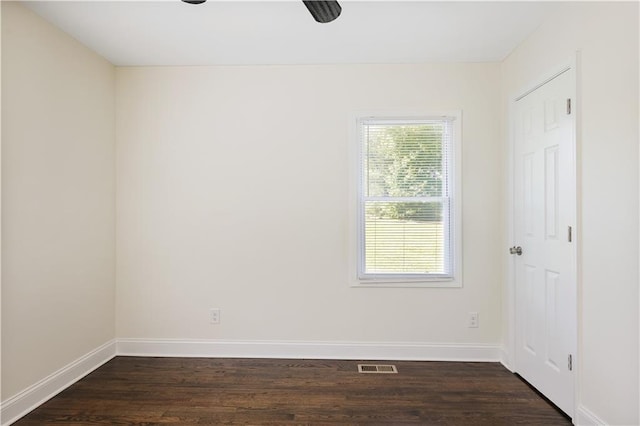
<box><xmin>15</xmin><ymin>357</ymin><xmax>571</xmax><ymax>425</ymax></box>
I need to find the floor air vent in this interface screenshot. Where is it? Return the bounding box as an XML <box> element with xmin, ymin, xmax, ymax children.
<box><xmin>357</xmin><ymin>364</ymin><xmax>398</xmax><ymax>374</ymax></box>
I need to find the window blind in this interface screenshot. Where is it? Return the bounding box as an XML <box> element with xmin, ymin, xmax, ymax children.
<box><xmin>359</xmin><ymin>118</ymin><xmax>454</xmax><ymax>279</ymax></box>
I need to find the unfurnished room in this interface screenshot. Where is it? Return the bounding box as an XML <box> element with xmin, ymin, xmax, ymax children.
<box><xmin>0</xmin><ymin>1</ymin><xmax>638</xmax><ymax>425</ymax></box>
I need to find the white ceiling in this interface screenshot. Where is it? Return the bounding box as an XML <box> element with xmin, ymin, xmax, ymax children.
<box><xmin>24</xmin><ymin>1</ymin><xmax>554</xmax><ymax>66</ymax></box>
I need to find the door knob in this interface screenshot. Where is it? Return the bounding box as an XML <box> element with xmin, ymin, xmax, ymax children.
<box><xmin>509</xmin><ymin>246</ymin><xmax>523</xmax><ymax>256</ymax></box>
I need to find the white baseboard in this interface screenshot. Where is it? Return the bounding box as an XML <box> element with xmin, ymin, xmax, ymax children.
<box><xmin>499</xmin><ymin>347</ymin><xmax>514</xmax><ymax>372</ymax></box>
<box><xmin>117</xmin><ymin>338</ymin><xmax>502</xmax><ymax>362</ymax></box>
<box><xmin>1</xmin><ymin>340</ymin><xmax>117</xmax><ymax>426</ymax></box>
<box><xmin>575</xmin><ymin>406</ymin><xmax>606</xmax><ymax>425</ymax></box>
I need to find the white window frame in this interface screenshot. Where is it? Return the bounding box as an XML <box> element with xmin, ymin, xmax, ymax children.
<box><xmin>349</xmin><ymin>111</ymin><xmax>463</xmax><ymax>288</ymax></box>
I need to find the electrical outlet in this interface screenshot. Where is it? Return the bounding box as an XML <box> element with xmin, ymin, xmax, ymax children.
<box><xmin>210</xmin><ymin>308</ymin><xmax>220</xmax><ymax>324</ymax></box>
<box><xmin>468</xmin><ymin>312</ymin><xmax>479</xmax><ymax>328</ymax></box>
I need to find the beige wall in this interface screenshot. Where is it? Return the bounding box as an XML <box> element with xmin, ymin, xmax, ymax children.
<box><xmin>0</xmin><ymin>0</ymin><xmax>3</xmax><ymax>406</ymax></box>
<box><xmin>1</xmin><ymin>2</ymin><xmax>116</xmax><ymax>399</ymax></box>
<box><xmin>115</xmin><ymin>63</ymin><xmax>504</xmax><ymax>344</ymax></box>
<box><xmin>501</xmin><ymin>2</ymin><xmax>639</xmax><ymax>424</ymax></box>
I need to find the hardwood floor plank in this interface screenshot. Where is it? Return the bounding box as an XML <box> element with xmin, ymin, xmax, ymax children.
<box><xmin>14</xmin><ymin>357</ymin><xmax>571</xmax><ymax>425</ymax></box>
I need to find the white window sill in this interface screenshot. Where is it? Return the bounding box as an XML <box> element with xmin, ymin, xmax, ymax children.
<box><xmin>351</xmin><ymin>279</ymin><xmax>462</xmax><ymax>289</ymax></box>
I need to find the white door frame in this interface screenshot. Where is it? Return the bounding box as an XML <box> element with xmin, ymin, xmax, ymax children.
<box><xmin>505</xmin><ymin>53</ymin><xmax>580</xmax><ymax>417</ymax></box>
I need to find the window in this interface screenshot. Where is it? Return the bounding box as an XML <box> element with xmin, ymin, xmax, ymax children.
<box><xmin>355</xmin><ymin>114</ymin><xmax>461</xmax><ymax>286</ymax></box>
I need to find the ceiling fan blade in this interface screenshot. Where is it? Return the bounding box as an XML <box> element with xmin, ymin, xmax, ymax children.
<box><xmin>302</xmin><ymin>1</ymin><xmax>342</xmax><ymax>23</ymax></box>
<box><xmin>180</xmin><ymin>0</ymin><xmax>342</xmax><ymax>24</ymax></box>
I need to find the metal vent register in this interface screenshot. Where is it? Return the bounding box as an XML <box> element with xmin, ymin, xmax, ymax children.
<box><xmin>357</xmin><ymin>364</ymin><xmax>398</xmax><ymax>374</ymax></box>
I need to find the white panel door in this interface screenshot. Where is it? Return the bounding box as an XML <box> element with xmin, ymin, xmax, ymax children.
<box><xmin>513</xmin><ymin>69</ymin><xmax>576</xmax><ymax>417</ymax></box>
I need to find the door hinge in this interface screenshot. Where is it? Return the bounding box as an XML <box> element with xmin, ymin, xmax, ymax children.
<box><xmin>568</xmin><ymin>354</ymin><xmax>573</xmax><ymax>371</ymax></box>
<box><xmin>568</xmin><ymin>226</ymin><xmax>572</xmax><ymax>242</ymax></box>
<box><xmin>566</xmin><ymin>98</ymin><xmax>572</xmax><ymax>115</ymax></box>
